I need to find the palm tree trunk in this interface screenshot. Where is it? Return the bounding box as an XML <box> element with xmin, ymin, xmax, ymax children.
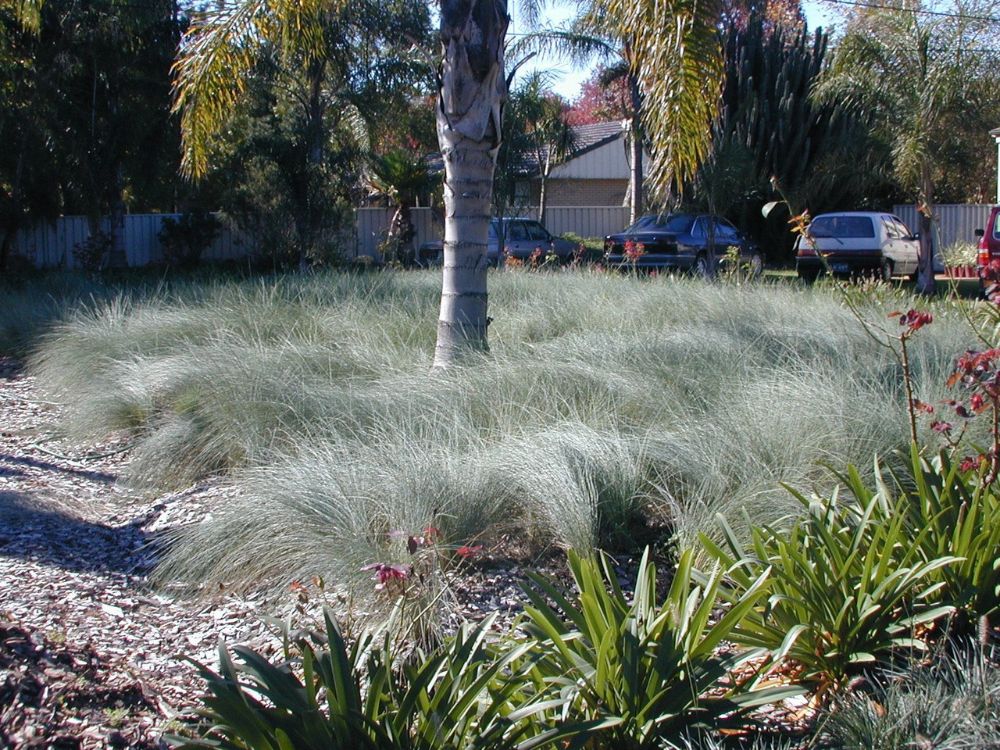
<box><xmin>627</xmin><ymin>69</ymin><xmax>643</xmax><ymax>224</ymax></box>
<box><xmin>432</xmin><ymin>0</ymin><xmax>508</xmax><ymax>369</ymax></box>
<box><xmin>538</xmin><ymin>155</ymin><xmax>550</xmax><ymax>226</ymax></box>
<box><xmin>916</xmin><ymin>167</ymin><xmax>936</xmax><ymax>296</ymax></box>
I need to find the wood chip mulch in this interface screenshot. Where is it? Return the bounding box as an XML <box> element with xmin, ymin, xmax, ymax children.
<box><xmin>0</xmin><ymin>357</ymin><xmax>302</xmax><ymax>748</ymax></box>
<box><xmin>0</xmin><ymin>356</ymin><xmax>549</xmax><ymax>749</ymax></box>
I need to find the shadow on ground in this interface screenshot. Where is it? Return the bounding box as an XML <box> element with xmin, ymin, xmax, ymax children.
<box><xmin>0</xmin><ymin>490</ymin><xmax>149</xmax><ymax>575</ymax></box>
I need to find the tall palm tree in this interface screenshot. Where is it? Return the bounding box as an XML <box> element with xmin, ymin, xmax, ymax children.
<box><xmin>817</xmin><ymin>2</ymin><xmax>996</xmax><ymax>295</ymax></box>
<box><xmin>519</xmin><ymin>0</ymin><xmax>723</xmax><ymax>220</ymax></box>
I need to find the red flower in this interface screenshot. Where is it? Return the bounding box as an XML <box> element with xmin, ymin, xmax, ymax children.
<box><xmin>931</xmin><ymin>420</ymin><xmax>953</xmax><ymax>433</ymax></box>
<box><xmin>971</xmin><ymin>393</ymin><xmax>987</xmax><ymax>413</ymax></box>
<box><xmin>361</xmin><ymin>562</ymin><xmax>412</xmax><ymax>589</ymax></box>
<box><xmin>960</xmin><ymin>455</ymin><xmax>984</xmax><ymax>472</ymax></box>
<box><xmin>890</xmin><ymin>309</ymin><xmax>933</xmax><ymax>333</ymax></box>
<box><xmin>912</xmin><ymin>399</ymin><xmax>935</xmax><ymax>414</ymax></box>
<box><xmin>455</xmin><ymin>544</ymin><xmax>483</xmax><ymax>559</ymax></box>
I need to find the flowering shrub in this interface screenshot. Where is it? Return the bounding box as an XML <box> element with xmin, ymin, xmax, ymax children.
<box><xmin>623</xmin><ymin>239</ymin><xmax>645</xmax><ymax>266</ymax></box>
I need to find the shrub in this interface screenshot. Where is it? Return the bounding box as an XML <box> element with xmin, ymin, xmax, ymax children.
<box><xmin>159</xmin><ymin>213</ymin><xmax>221</xmax><ymax>268</ymax></box>
<box><xmin>842</xmin><ymin>446</ymin><xmax>1000</xmax><ymax>636</ymax></box>
<box><xmin>72</xmin><ymin>230</ymin><xmax>112</xmax><ymax>272</ymax></box>
<box><xmin>516</xmin><ymin>547</ymin><xmax>802</xmax><ymax>749</ymax></box>
<box><xmin>701</xmin><ymin>488</ymin><xmax>956</xmax><ymax>698</ymax></box>
<box><xmin>169</xmin><ymin>609</ymin><xmax>546</xmax><ymax>750</ymax></box>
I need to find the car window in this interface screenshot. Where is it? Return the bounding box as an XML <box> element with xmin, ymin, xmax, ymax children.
<box><xmin>882</xmin><ymin>217</ymin><xmax>902</xmax><ymax>239</ymax></box>
<box><xmin>654</xmin><ymin>215</ymin><xmax>695</xmax><ymax>234</ymax></box>
<box><xmin>489</xmin><ymin>222</ymin><xmax>499</xmax><ymax>240</ymax></box>
<box><xmin>714</xmin><ymin>220</ymin><xmax>740</xmax><ymax>243</ymax></box>
<box><xmin>507</xmin><ymin>222</ymin><xmax>528</xmax><ymax>241</ymax></box>
<box><xmin>892</xmin><ymin>218</ymin><xmax>914</xmax><ymax>239</ymax></box>
<box><xmin>690</xmin><ymin>218</ymin><xmax>707</xmax><ymax>238</ymax></box>
<box><xmin>523</xmin><ymin>221</ymin><xmax>550</xmax><ymax>241</ymax></box>
<box><xmin>810</xmin><ymin>215</ymin><xmax>875</xmax><ymax>238</ymax></box>
<box><xmin>993</xmin><ymin>212</ymin><xmax>1000</xmax><ymax>239</ymax></box>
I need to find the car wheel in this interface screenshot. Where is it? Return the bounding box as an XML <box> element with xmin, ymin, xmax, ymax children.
<box><xmin>880</xmin><ymin>258</ymin><xmax>894</xmax><ymax>282</ymax></box>
<box><xmin>692</xmin><ymin>253</ymin><xmax>710</xmax><ymax>278</ymax></box>
<box><xmin>798</xmin><ymin>270</ymin><xmax>819</xmax><ymax>285</ymax></box>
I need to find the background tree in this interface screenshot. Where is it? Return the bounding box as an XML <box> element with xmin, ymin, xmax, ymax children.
<box><xmin>174</xmin><ymin>0</ymin><xmax>432</xmax><ymax>268</ymax></box>
<box><xmin>818</xmin><ymin>0</ymin><xmax>1000</xmax><ymax>294</ymax></box>
<box><xmin>565</xmin><ymin>65</ymin><xmax>629</xmax><ymax>125</ymax></box>
<box><xmin>0</xmin><ymin>6</ymin><xmax>60</xmax><ymax>273</ymax></box>
<box><xmin>508</xmin><ymin>72</ymin><xmax>576</xmax><ymax>224</ymax></box>
<box><xmin>692</xmin><ymin>15</ymin><xmax>893</xmax><ymax>262</ymax></box>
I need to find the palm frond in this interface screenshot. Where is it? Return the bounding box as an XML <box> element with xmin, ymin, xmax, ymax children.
<box><xmin>172</xmin><ymin>0</ymin><xmax>272</xmax><ymax>179</ymax></box>
<box><xmin>604</xmin><ymin>0</ymin><xmax>723</xmax><ymax>202</ymax></box>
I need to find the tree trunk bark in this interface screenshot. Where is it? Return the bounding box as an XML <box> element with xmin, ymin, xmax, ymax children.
<box><xmin>627</xmin><ymin>68</ymin><xmax>643</xmax><ymax>225</ymax></box>
<box><xmin>916</xmin><ymin>167</ymin><xmax>937</xmax><ymax>296</ymax></box>
<box><xmin>107</xmin><ymin>165</ymin><xmax>128</xmax><ymax>268</ymax></box>
<box><xmin>538</xmin><ymin>154</ymin><xmax>550</xmax><ymax>226</ymax></box>
<box><xmin>301</xmin><ymin>60</ymin><xmax>326</xmax><ymax>272</ymax></box>
<box><xmin>432</xmin><ymin>0</ymin><xmax>508</xmax><ymax>369</ymax></box>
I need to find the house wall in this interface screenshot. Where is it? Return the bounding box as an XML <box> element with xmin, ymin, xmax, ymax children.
<box><xmin>538</xmin><ymin>179</ymin><xmax>628</xmax><ymax>208</ymax></box>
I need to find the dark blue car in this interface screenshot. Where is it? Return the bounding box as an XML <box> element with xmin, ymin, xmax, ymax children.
<box><xmin>603</xmin><ymin>213</ymin><xmax>762</xmax><ymax>275</ymax></box>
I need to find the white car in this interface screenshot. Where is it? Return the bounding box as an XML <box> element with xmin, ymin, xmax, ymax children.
<box><xmin>795</xmin><ymin>211</ymin><xmax>921</xmax><ymax>282</ymax></box>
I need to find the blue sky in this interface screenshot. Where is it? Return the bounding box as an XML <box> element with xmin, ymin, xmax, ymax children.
<box><xmin>511</xmin><ymin>0</ymin><xmax>842</xmax><ymax>100</ymax></box>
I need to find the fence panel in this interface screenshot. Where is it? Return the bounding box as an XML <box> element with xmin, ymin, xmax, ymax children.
<box><xmin>12</xmin><ymin>206</ymin><xmax>633</xmax><ymax>269</ymax></box>
<box><xmin>892</xmin><ymin>204</ymin><xmax>993</xmax><ymax>250</ymax></box>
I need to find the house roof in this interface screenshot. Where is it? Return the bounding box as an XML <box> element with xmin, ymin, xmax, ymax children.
<box><xmin>516</xmin><ymin>121</ymin><xmax>626</xmax><ymax>176</ymax></box>
<box><xmin>423</xmin><ymin>121</ymin><xmax>627</xmax><ymax>177</ymax></box>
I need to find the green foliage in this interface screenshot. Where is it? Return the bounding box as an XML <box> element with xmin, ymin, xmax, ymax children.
<box><xmin>845</xmin><ymin>446</ymin><xmax>1000</xmax><ymax>629</ymax></box>
<box><xmin>819</xmin><ymin>642</ymin><xmax>1000</xmax><ymax>749</ymax></box>
<box><xmin>517</xmin><ymin>548</ymin><xmax>801</xmax><ymax>749</ymax></box>
<box><xmin>169</xmin><ymin>610</ymin><xmax>543</xmax><ymax>750</ymax></box>
<box><xmin>701</xmin><ymin>487</ymin><xmax>956</xmax><ymax>696</ymax></box>
<box><xmin>72</xmin><ymin>230</ymin><xmax>113</xmax><ymax>273</ymax></box>
<box><xmin>159</xmin><ymin>213</ymin><xmax>221</xmax><ymax>268</ymax></box>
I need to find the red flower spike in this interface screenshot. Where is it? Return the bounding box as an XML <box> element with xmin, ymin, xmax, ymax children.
<box><xmin>971</xmin><ymin>393</ymin><xmax>987</xmax><ymax>413</ymax></box>
<box><xmin>456</xmin><ymin>545</ymin><xmax>483</xmax><ymax>559</ymax></box>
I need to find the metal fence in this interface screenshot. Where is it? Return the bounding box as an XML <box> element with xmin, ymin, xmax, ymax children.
<box><xmin>892</xmin><ymin>204</ymin><xmax>994</xmax><ymax>250</ymax></box>
<box><xmin>13</xmin><ymin>213</ymin><xmax>249</xmax><ymax>270</ymax></box>
<box><xmin>12</xmin><ymin>207</ymin><xmax>632</xmax><ymax>269</ymax></box>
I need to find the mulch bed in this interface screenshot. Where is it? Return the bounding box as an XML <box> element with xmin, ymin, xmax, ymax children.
<box><xmin>0</xmin><ymin>356</ymin><xmax>552</xmax><ymax>748</ymax></box>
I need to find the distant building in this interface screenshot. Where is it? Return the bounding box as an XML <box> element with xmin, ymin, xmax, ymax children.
<box><xmin>513</xmin><ymin>122</ymin><xmax>647</xmax><ymax>208</ymax></box>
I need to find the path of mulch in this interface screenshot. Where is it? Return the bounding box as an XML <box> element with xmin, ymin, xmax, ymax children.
<box><xmin>0</xmin><ymin>356</ymin><xmax>553</xmax><ymax>748</ymax></box>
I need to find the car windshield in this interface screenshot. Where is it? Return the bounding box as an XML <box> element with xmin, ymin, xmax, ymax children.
<box><xmin>523</xmin><ymin>221</ymin><xmax>549</xmax><ymax>241</ymax></box>
<box><xmin>810</xmin><ymin>216</ymin><xmax>875</xmax><ymax>238</ymax></box>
